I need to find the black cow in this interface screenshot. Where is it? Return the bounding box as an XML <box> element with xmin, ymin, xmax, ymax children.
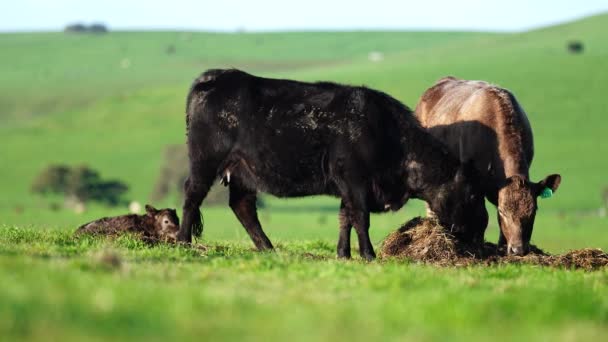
<box><xmin>178</xmin><ymin>69</ymin><xmax>488</xmax><ymax>260</ymax></box>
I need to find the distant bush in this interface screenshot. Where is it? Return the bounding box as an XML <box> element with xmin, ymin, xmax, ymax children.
<box><xmin>166</xmin><ymin>44</ymin><xmax>176</xmax><ymax>55</ymax></box>
<box><xmin>64</xmin><ymin>23</ymin><xmax>109</xmax><ymax>34</ymax></box>
<box><xmin>31</xmin><ymin>164</ymin><xmax>128</xmax><ymax>208</ymax></box>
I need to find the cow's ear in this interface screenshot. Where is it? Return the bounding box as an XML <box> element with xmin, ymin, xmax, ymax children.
<box><xmin>145</xmin><ymin>204</ymin><xmax>157</xmax><ymax>215</ymax></box>
<box><xmin>536</xmin><ymin>174</ymin><xmax>562</xmax><ymax>198</ymax></box>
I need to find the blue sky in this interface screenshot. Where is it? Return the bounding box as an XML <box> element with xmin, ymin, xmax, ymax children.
<box><xmin>2</xmin><ymin>0</ymin><xmax>607</xmax><ymax>32</ymax></box>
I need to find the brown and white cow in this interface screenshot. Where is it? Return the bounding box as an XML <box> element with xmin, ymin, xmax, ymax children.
<box><xmin>415</xmin><ymin>77</ymin><xmax>561</xmax><ymax>255</ymax></box>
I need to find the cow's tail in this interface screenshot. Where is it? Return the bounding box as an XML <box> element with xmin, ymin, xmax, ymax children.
<box><xmin>190</xmin><ymin>69</ymin><xmax>224</xmax><ymax>92</ymax></box>
<box><xmin>185</xmin><ymin>69</ymin><xmax>226</xmax><ymax>129</ymax></box>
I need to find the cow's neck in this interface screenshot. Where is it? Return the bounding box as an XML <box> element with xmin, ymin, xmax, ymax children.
<box><xmin>403</xmin><ymin>130</ymin><xmax>460</xmax><ymax>202</ymax></box>
<box><xmin>501</xmin><ymin>155</ymin><xmax>530</xmax><ymax>180</ymax></box>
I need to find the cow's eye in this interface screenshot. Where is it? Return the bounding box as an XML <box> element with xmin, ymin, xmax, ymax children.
<box><xmin>164</xmin><ymin>219</ymin><xmax>169</xmax><ymax>224</ymax></box>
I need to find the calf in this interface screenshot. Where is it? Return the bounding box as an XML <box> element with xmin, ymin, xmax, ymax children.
<box><xmin>75</xmin><ymin>205</ymin><xmax>180</xmax><ymax>242</ymax></box>
<box><xmin>178</xmin><ymin>69</ymin><xmax>488</xmax><ymax>260</ymax></box>
<box><xmin>415</xmin><ymin>77</ymin><xmax>561</xmax><ymax>255</ymax></box>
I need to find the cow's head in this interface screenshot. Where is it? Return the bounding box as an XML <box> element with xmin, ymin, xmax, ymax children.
<box><xmin>146</xmin><ymin>204</ymin><xmax>180</xmax><ymax>242</ymax></box>
<box><xmin>497</xmin><ymin>174</ymin><xmax>561</xmax><ymax>255</ymax></box>
<box><xmin>428</xmin><ymin>161</ymin><xmax>488</xmax><ymax>241</ymax></box>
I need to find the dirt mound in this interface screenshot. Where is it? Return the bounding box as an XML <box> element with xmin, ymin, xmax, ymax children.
<box><xmin>380</xmin><ymin>217</ymin><xmax>608</xmax><ymax>271</ymax></box>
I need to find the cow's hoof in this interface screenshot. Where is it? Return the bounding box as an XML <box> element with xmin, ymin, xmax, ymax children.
<box><xmin>256</xmin><ymin>244</ymin><xmax>275</xmax><ymax>252</ymax></box>
<box><xmin>176</xmin><ymin>234</ymin><xmax>192</xmax><ymax>244</ymax></box>
<box><xmin>337</xmin><ymin>251</ymin><xmax>352</xmax><ymax>259</ymax></box>
<box><xmin>360</xmin><ymin>252</ymin><xmax>376</xmax><ymax>262</ymax></box>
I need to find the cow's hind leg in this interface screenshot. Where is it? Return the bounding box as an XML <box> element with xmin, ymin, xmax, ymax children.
<box><xmin>178</xmin><ymin>163</ymin><xmax>217</xmax><ymax>243</ymax></box>
<box><xmin>229</xmin><ymin>184</ymin><xmax>273</xmax><ymax>251</ymax></box>
<box><xmin>337</xmin><ymin>200</ymin><xmax>352</xmax><ymax>259</ymax></box>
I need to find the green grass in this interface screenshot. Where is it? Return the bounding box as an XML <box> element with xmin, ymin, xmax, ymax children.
<box><xmin>1</xmin><ymin>227</ymin><xmax>607</xmax><ymax>342</ymax></box>
<box><xmin>1</xmin><ymin>12</ymin><xmax>608</xmax><ymax>341</ymax></box>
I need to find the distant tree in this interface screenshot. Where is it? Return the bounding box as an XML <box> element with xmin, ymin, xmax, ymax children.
<box><xmin>63</xmin><ymin>22</ymin><xmax>108</xmax><ymax>34</ymax></box>
<box><xmin>150</xmin><ymin>145</ymin><xmax>189</xmax><ymax>203</ymax></box>
<box><xmin>89</xmin><ymin>23</ymin><xmax>108</xmax><ymax>34</ymax></box>
<box><xmin>567</xmin><ymin>41</ymin><xmax>584</xmax><ymax>54</ymax></box>
<box><xmin>151</xmin><ymin>145</ymin><xmax>264</xmax><ymax>207</ymax></box>
<box><xmin>64</xmin><ymin>23</ymin><xmax>87</xmax><ymax>33</ymax></box>
<box><xmin>31</xmin><ymin>165</ymin><xmax>71</xmax><ymax>194</ymax></box>
<box><xmin>31</xmin><ymin>164</ymin><xmax>128</xmax><ymax>208</ymax></box>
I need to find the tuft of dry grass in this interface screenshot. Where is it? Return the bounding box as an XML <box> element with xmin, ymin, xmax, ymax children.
<box><xmin>493</xmin><ymin>248</ymin><xmax>608</xmax><ymax>270</ymax></box>
<box><xmin>380</xmin><ymin>217</ymin><xmax>608</xmax><ymax>270</ymax></box>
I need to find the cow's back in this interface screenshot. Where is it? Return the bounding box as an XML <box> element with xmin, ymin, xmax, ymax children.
<box><xmin>185</xmin><ymin>69</ymin><xmax>412</xmax><ymax>198</ymax></box>
<box><xmin>415</xmin><ymin>77</ymin><xmax>534</xmax><ymax>202</ymax></box>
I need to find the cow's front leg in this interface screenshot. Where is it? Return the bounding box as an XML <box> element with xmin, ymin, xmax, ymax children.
<box><xmin>333</xmin><ymin>161</ymin><xmax>375</xmax><ymax>260</ymax></box>
<box><xmin>337</xmin><ymin>200</ymin><xmax>352</xmax><ymax>259</ymax></box>
<box><xmin>342</xmin><ymin>194</ymin><xmax>374</xmax><ymax>261</ymax></box>
<box><xmin>351</xmin><ymin>207</ymin><xmax>375</xmax><ymax>261</ymax></box>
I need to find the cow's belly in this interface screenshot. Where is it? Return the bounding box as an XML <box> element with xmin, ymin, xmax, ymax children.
<box><xmin>220</xmin><ymin>148</ymin><xmax>337</xmax><ymax>198</ymax></box>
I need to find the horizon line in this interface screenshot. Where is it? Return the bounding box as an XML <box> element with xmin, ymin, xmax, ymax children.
<box><xmin>1</xmin><ymin>11</ymin><xmax>605</xmax><ymax>35</ymax></box>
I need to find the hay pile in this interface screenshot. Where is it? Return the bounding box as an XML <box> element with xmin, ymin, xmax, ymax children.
<box><xmin>495</xmin><ymin>248</ymin><xmax>608</xmax><ymax>270</ymax></box>
<box><xmin>380</xmin><ymin>217</ymin><xmax>608</xmax><ymax>270</ymax></box>
<box><xmin>380</xmin><ymin>217</ymin><xmax>464</xmax><ymax>266</ymax></box>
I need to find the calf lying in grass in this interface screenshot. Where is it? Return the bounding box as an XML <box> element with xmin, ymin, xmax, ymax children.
<box><xmin>75</xmin><ymin>205</ymin><xmax>180</xmax><ymax>242</ymax></box>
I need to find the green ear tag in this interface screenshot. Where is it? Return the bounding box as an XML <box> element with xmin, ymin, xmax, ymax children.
<box><xmin>540</xmin><ymin>187</ymin><xmax>553</xmax><ymax>199</ymax></box>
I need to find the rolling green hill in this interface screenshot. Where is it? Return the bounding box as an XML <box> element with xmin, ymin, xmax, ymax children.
<box><xmin>2</xmin><ymin>14</ymin><xmax>607</xmax><ymax>220</ymax></box>
<box><xmin>0</xmin><ymin>30</ymin><xmax>493</xmax><ymax>121</ymax></box>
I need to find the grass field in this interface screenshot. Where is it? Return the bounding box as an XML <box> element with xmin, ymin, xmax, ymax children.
<box><xmin>1</xmin><ymin>12</ymin><xmax>608</xmax><ymax>341</ymax></box>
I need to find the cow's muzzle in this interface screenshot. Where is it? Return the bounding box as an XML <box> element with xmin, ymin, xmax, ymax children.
<box><xmin>507</xmin><ymin>244</ymin><xmax>527</xmax><ymax>256</ymax></box>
